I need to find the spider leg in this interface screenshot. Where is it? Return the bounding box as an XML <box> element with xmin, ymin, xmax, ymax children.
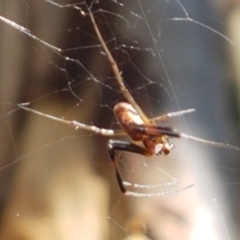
<box><xmin>180</xmin><ymin>133</ymin><xmax>240</xmax><ymax>151</ymax></box>
<box><xmin>129</xmin><ymin>124</ymin><xmax>181</xmax><ymax>138</ymax></box>
<box><xmin>108</xmin><ymin>139</ymin><xmax>194</xmax><ymax>197</ymax></box>
<box><xmin>150</xmin><ymin>108</ymin><xmax>195</xmax><ymax>123</ymax></box>
<box><xmin>108</xmin><ymin>139</ymin><xmax>152</xmax><ymax>194</ymax></box>
<box><xmin>131</xmin><ymin>124</ymin><xmax>240</xmax><ymax>151</ymax></box>
<box><xmin>88</xmin><ymin>10</ymin><xmax>149</xmax><ymax>124</ymax></box>
<box><xmin>18</xmin><ymin>104</ymin><xmax>126</xmax><ymax>136</ymax></box>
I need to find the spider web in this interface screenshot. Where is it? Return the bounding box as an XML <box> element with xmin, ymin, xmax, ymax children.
<box><xmin>0</xmin><ymin>0</ymin><xmax>240</xmax><ymax>239</ymax></box>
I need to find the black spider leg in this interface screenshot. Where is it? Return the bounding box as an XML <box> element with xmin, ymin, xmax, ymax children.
<box><xmin>108</xmin><ymin>124</ymin><xmax>180</xmax><ymax>194</ymax></box>
<box><xmin>128</xmin><ymin>124</ymin><xmax>181</xmax><ymax>138</ymax></box>
<box><xmin>133</xmin><ymin>124</ymin><xmax>240</xmax><ymax>152</ymax></box>
<box><xmin>108</xmin><ymin>139</ymin><xmax>194</xmax><ymax>197</ymax></box>
<box><xmin>108</xmin><ymin>140</ymin><xmax>152</xmax><ymax>194</ymax></box>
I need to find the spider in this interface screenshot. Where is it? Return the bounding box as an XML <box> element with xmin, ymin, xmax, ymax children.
<box><xmin>18</xmin><ymin>8</ymin><xmax>240</xmax><ymax>197</ymax></box>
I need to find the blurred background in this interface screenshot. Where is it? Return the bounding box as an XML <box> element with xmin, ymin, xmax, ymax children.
<box><xmin>0</xmin><ymin>0</ymin><xmax>240</xmax><ymax>239</ymax></box>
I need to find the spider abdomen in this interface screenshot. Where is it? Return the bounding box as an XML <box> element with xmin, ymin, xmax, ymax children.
<box><xmin>114</xmin><ymin>102</ymin><xmax>145</xmax><ymax>141</ymax></box>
